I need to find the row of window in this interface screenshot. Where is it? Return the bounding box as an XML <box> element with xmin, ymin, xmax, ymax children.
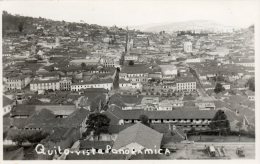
<box><xmin>31</xmin><ymin>83</ymin><xmax>59</xmax><ymax>86</ymax></box>
<box><xmin>72</xmin><ymin>84</ymin><xmax>111</xmax><ymax>88</ymax></box>
<box><xmin>177</xmin><ymin>83</ymin><xmax>196</xmax><ymax>86</ymax></box>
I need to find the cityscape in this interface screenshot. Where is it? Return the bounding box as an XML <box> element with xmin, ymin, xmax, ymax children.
<box><xmin>1</xmin><ymin>0</ymin><xmax>256</xmax><ymax>161</ymax></box>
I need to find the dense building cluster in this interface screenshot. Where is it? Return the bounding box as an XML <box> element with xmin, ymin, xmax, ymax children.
<box><xmin>2</xmin><ymin>12</ymin><xmax>255</xmax><ymax>160</ymax></box>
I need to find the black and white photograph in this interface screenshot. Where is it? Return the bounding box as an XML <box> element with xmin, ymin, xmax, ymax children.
<box><xmin>0</xmin><ymin>0</ymin><xmax>259</xmax><ymax>161</ymax></box>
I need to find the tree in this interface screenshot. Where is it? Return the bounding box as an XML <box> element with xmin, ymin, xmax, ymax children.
<box><xmin>8</xmin><ymin>129</ymin><xmax>28</xmax><ymax>146</ymax></box>
<box><xmin>81</xmin><ymin>62</ymin><xmax>87</xmax><ymax>70</ymax></box>
<box><xmin>214</xmin><ymin>83</ymin><xmax>225</xmax><ymax>94</ymax></box>
<box><xmin>216</xmin><ymin>75</ymin><xmax>225</xmax><ymax>82</ymax></box>
<box><xmin>84</xmin><ymin>113</ymin><xmax>110</xmax><ymax>138</ymax></box>
<box><xmin>246</xmin><ymin>77</ymin><xmax>255</xmax><ymax>91</ymax></box>
<box><xmin>7</xmin><ymin>129</ymin><xmax>49</xmax><ymax>146</ymax></box>
<box><xmin>18</xmin><ymin>22</ymin><xmax>24</xmax><ymax>32</ymax></box>
<box><xmin>128</xmin><ymin>60</ymin><xmax>134</xmax><ymax>66</ymax></box>
<box><xmin>139</xmin><ymin>114</ymin><xmax>150</xmax><ymax>127</ymax></box>
<box><xmin>209</xmin><ymin>110</ymin><xmax>230</xmax><ymax>136</ymax></box>
<box><xmin>27</xmin><ymin>131</ymin><xmax>49</xmax><ymax>143</ymax></box>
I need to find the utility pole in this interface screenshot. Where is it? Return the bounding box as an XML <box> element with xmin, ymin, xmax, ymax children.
<box><xmin>239</xmin><ymin>127</ymin><xmax>241</xmax><ymax>142</ymax></box>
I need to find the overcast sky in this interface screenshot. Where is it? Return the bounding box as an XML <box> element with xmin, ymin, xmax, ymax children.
<box><xmin>1</xmin><ymin>0</ymin><xmax>258</xmax><ymax>28</ymax></box>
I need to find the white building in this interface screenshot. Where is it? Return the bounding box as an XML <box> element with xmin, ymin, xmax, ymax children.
<box><xmin>159</xmin><ymin>65</ymin><xmax>178</xmax><ymax>79</ymax></box>
<box><xmin>184</xmin><ymin>42</ymin><xmax>192</xmax><ymax>53</ymax></box>
<box><xmin>71</xmin><ymin>78</ymin><xmax>113</xmax><ymax>91</ymax></box>
<box><xmin>176</xmin><ymin>77</ymin><xmax>196</xmax><ymax>92</ymax></box>
<box><xmin>186</xmin><ymin>58</ymin><xmax>202</xmax><ymax>63</ymax></box>
<box><xmin>119</xmin><ymin>79</ymin><xmax>142</xmax><ymax>90</ymax></box>
<box><xmin>30</xmin><ymin>79</ymin><xmax>60</xmax><ymax>92</ymax></box>
<box><xmin>158</xmin><ymin>99</ymin><xmax>184</xmax><ymax>111</ymax></box>
<box><xmin>4</xmin><ymin>75</ymin><xmax>31</xmax><ymax>90</ymax></box>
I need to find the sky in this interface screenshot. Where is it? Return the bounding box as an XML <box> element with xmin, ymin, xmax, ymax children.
<box><xmin>1</xmin><ymin>0</ymin><xmax>258</xmax><ymax>28</ymax></box>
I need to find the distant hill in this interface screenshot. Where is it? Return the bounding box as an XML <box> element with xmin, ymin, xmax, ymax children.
<box><xmin>131</xmin><ymin>20</ymin><xmax>238</xmax><ymax>33</ymax></box>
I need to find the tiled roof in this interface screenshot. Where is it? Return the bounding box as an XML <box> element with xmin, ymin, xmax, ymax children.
<box><xmin>108</xmin><ymin>124</ymin><xmax>132</xmax><ymax>134</ymax></box>
<box><xmin>113</xmin><ymin>122</ymin><xmax>163</xmax><ymax>150</ymax></box>
<box><xmin>24</xmin><ymin>108</ymin><xmax>57</xmax><ymax>129</ymax></box>
<box><xmin>11</xmin><ymin>105</ymin><xmax>77</xmax><ymax>117</ymax></box>
<box><xmin>120</xmin><ymin>64</ymin><xmax>152</xmax><ymax>74</ymax></box>
<box><xmin>30</xmin><ymin>79</ymin><xmax>60</xmax><ymax>84</ymax></box>
<box><xmin>79</xmin><ymin>140</ymin><xmax>113</xmax><ymax>150</ymax></box>
<box><xmin>72</xmin><ymin>78</ymin><xmax>113</xmax><ymax>85</ymax></box>
<box><xmin>176</xmin><ymin>77</ymin><xmax>196</xmax><ymax>83</ymax></box>
<box><xmin>62</xmin><ymin>108</ymin><xmax>90</xmax><ymax>127</ymax></box>
<box><xmin>3</xmin><ymin>96</ymin><xmax>13</xmax><ymax>107</ymax></box>
<box><xmin>107</xmin><ymin>106</ymin><xmax>216</xmax><ymax>120</ymax></box>
<box><xmin>46</xmin><ymin>127</ymin><xmax>77</xmax><ymax>142</ymax></box>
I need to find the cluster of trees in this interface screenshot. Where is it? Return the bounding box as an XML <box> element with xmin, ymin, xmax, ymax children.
<box><xmin>209</xmin><ymin>110</ymin><xmax>230</xmax><ymax>135</ymax></box>
<box><xmin>83</xmin><ymin>113</ymin><xmax>152</xmax><ymax>139</ymax></box>
<box><xmin>214</xmin><ymin>83</ymin><xmax>225</xmax><ymax>94</ymax></box>
<box><xmin>2</xmin><ymin>11</ymin><xmax>35</xmax><ymax>35</ymax></box>
<box><xmin>83</xmin><ymin>113</ymin><xmax>110</xmax><ymax>138</ymax></box>
<box><xmin>246</xmin><ymin>77</ymin><xmax>255</xmax><ymax>92</ymax></box>
<box><xmin>128</xmin><ymin>60</ymin><xmax>134</xmax><ymax>66</ymax></box>
<box><xmin>7</xmin><ymin>129</ymin><xmax>49</xmax><ymax>146</ymax></box>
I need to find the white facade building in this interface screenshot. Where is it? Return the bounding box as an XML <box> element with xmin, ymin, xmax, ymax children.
<box><xmin>184</xmin><ymin>42</ymin><xmax>193</xmax><ymax>53</ymax></box>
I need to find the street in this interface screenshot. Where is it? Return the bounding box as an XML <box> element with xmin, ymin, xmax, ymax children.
<box><xmin>162</xmin><ymin>142</ymin><xmax>255</xmax><ymax>159</ymax></box>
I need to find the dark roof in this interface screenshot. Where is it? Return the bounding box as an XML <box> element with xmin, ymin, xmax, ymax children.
<box><xmin>46</xmin><ymin>127</ymin><xmax>77</xmax><ymax>142</ymax></box>
<box><xmin>3</xmin><ymin>96</ymin><xmax>13</xmax><ymax>107</ymax></box>
<box><xmin>80</xmin><ymin>140</ymin><xmax>113</xmax><ymax>150</ymax></box>
<box><xmin>107</xmin><ymin>106</ymin><xmax>216</xmax><ymax>120</ymax></box>
<box><xmin>82</xmin><ymin>88</ymin><xmax>108</xmax><ymax>93</ymax></box>
<box><xmin>120</xmin><ymin>64</ymin><xmax>152</xmax><ymax>74</ymax></box>
<box><xmin>62</xmin><ymin>108</ymin><xmax>90</xmax><ymax>127</ymax></box>
<box><xmin>11</xmin><ymin>105</ymin><xmax>77</xmax><ymax>117</ymax></box>
<box><xmin>109</xmin><ymin>94</ymin><xmax>143</xmax><ymax>106</ymax></box>
<box><xmin>176</xmin><ymin>77</ymin><xmax>196</xmax><ymax>83</ymax></box>
<box><xmin>30</xmin><ymin>79</ymin><xmax>60</xmax><ymax>84</ymax></box>
<box><xmin>113</xmin><ymin>122</ymin><xmax>163</xmax><ymax>150</ymax></box>
<box><xmin>72</xmin><ymin>78</ymin><xmax>113</xmax><ymax>85</ymax></box>
<box><xmin>24</xmin><ymin>108</ymin><xmax>57</xmax><ymax>128</ymax></box>
<box><xmin>12</xmin><ymin>107</ymin><xmax>89</xmax><ymax>129</ymax></box>
<box><xmin>3</xmin><ymin>114</ymin><xmax>11</xmax><ymax>132</ymax></box>
<box><xmin>108</xmin><ymin>124</ymin><xmax>132</xmax><ymax>134</ymax></box>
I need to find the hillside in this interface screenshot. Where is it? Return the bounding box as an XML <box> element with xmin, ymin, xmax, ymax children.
<box><xmin>132</xmin><ymin>20</ymin><xmax>237</xmax><ymax>33</ymax></box>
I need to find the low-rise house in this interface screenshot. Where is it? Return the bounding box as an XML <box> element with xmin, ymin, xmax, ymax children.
<box><xmin>195</xmin><ymin>102</ymin><xmax>216</xmax><ymax>110</ymax></box>
<box><xmin>30</xmin><ymin>79</ymin><xmax>60</xmax><ymax>92</ymax></box>
<box><xmin>176</xmin><ymin>77</ymin><xmax>196</xmax><ymax>92</ymax></box>
<box><xmin>105</xmin><ymin>106</ymin><xmax>216</xmax><ymax>130</ymax></box>
<box><xmin>4</xmin><ymin>75</ymin><xmax>31</xmax><ymax>90</ymax></box>
<box><xmin>245</xmin><ymin>90</ymin><xmax>255</xmax><ymax>101</ymax></box>
<box><xmin>10</xmin><ymin>105</ymin><xmax>77</xmax><ymax>119</ymax></box>
<box><xmin>119</xmin><ymin>64</ymin><xmax>151</xmax><ymax>83</ymax></box>
<box><xmin>220</xmin><ymin>82</ymin><xmax>231</xmax><ymax>90</ymax></box>
<box><xmin>3</xmin><ymin>96</ymin><xmax>15</xmax><ymax>116</ymax></box>
<box><xmin>158</xmin><ymin>99</ymin><xmax>184</xmax><ymax>111</ymax></box>
<box><xmin>232</xmin><ymin>58</ymin><xmax>254</xmax><ymax>67</ymax></box>
<box><xmin>59</xmin><ymin>77</ymin><xmax>72</xmax><ymax>91</ymax></box>
<box><xmin>100</xmin><ymin>57</ymin><xmax>120</xmax><ymax>68</ymax></box>
<box><xmin>159</xmin><ymin>65</ymin><xmax>178</xmax><ymax>79</ymax></box>
<box><xmin>119</xmin><ymin>79</ymin><xmax>142</xmax><ymax>90</ymax></box>
<box><xmin>71</xmin><ymin>78</ymin><xmax>113</xmax><ymax>91</ymax></box>
<box><xmin>70</xmin><ymin>57</ymin><xmax>100</xmax><ymax>66</ymax></box>
<box><xmin>186</xmin><ymin>58</ymin><xmax>202</xmax><ymax>63</ymax></box>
